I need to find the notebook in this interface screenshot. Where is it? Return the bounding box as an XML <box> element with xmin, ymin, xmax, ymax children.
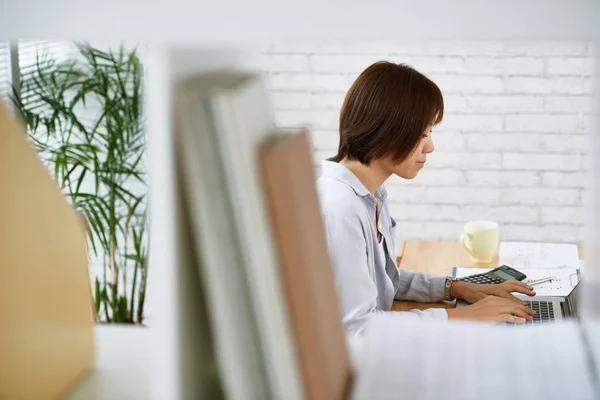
<box><xmin>452</xmin><ymin>266</ymin><xmax>580</xmax><ymax>297</ymax></box>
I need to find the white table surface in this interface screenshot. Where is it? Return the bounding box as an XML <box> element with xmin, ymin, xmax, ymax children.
<box><xmin>64</xmin><ymin>325</ymin><xmax>150</xmax><ymax>400</ymax></box>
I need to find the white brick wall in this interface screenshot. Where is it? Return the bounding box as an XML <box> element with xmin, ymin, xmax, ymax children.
<box><xmin>260</xmin><ymin>41</ymin><xmax>595</xmax><ymax>243</ymax></box>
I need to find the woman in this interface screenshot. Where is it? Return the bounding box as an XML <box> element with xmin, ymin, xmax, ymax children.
<box><xmin>317</xmin><ymin>61</ymin><xmax>535</xmax><ymax>334</ymax></box>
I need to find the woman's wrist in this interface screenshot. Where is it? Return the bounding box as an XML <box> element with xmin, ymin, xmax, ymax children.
<box><xmin>449</xmin><ymin>280</ymin><xmax>468</xmax><ymax>300</ymax></box>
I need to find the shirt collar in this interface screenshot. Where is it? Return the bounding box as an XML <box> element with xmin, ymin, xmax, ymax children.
<box><xmin>321</xmin><ymin>159</ymin><xmax>388</xmax><ymax>201</ymax></box>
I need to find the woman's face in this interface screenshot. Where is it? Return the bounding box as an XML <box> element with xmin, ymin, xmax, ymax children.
<box><xmin>383</xmin><ymin>124</ymin><xmax>435</xmax><ymax>180</ymax></box>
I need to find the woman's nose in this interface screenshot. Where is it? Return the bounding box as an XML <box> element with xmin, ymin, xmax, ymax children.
<box><xmin>425</xmin><ymin>137</ymin><xmax>434</xmax><ymax>154</ymax></box>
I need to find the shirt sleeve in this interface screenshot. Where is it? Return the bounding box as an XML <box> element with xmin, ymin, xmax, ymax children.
<box><xmin>394</xmin><ymin>270</ymin><xmax>447</xmax><ymax>302</ymax></box>
<box><xmin>323</xmin><ymin>210</ymin><xmax>448</xmax><ymax>334</ymax></box>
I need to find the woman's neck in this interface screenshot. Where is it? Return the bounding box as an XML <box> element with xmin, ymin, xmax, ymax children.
<box><xmin>339</xmin><ymin>157</ymin><xmax>391</xmax><ymax>196</ymax></box>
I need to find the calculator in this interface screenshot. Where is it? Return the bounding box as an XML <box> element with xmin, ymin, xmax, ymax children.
<box><xmin>458</xmin><ymin>265</ymin><xmax>527</xmax><ymax>284</ymax></box>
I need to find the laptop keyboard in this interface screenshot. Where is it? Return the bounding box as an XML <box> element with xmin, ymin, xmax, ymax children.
<box><xmin>523</xmin><ymin>300</ymin><xmax>555</xmax><ymax>324</ymax></box>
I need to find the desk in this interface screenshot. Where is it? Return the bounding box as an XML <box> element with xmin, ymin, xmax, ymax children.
<box><xmin>392</xmin><ymin>240</ymin><xmax>583</xmax><ymax>312</ymax></box>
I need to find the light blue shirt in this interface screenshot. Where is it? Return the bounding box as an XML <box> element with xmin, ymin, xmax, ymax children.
<box><xmin>317</xmin><ymin>160</ymin><xmax>448</xmax><ymax>333</ymax></box>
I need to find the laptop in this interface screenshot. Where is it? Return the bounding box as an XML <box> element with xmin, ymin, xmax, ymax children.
<box><xmin>517</xmin><ymin>280</ymin><xmax>581</xmax><ymax>324</ymax></box>
<box><xmin>457</xmin><ymin>279</ymin><xmax>582</xmax><ymax>325</ymax></box>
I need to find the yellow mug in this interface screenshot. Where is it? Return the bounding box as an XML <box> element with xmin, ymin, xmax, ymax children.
<box><xmin>460</xmin><ymin>221</ymin><xmax>499</xmax><ymax>263</ymax></box>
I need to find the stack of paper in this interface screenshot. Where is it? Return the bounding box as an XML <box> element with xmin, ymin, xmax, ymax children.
<box><xmin>499</xmin><ymin>241</ymin><xmax>580</xmax><ymax>270</ymax></box>
<box><xmin>352</xmin><ymin>316</ymin><xmax>596</xmax><ymax>400</ymax></box>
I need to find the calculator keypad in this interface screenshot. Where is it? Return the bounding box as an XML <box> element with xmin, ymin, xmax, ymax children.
<box><xmin>459</xmin><ymin>275</ymin><xmax>504</xmax><ymax>284</ymax></box>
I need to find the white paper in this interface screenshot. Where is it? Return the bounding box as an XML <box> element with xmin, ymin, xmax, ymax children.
<box><xmin>499</xmin><ymin>241</ymin><xmax>580</xmax><ymax>270</ymax></box>
<box><xmin>352</xmin><ymin>316</ymin><xmax>596</xmax><ymax>400</ymax></box>
<box><xmin>453</xmin><ymin>267</ymin><xmax>580</xmax><ymax>297</ymax></box>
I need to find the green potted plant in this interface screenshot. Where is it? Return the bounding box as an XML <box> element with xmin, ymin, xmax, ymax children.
<box><xmin>11</xmin><ymin>43</ymin><xmax>148</xmax><ymax>324</ymax></box>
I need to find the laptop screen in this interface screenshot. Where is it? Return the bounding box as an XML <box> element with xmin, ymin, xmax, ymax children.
<box><xmin>566</xmin><ymin>280</ymin><xmax>581</xmax><ymax>319</ymax></box>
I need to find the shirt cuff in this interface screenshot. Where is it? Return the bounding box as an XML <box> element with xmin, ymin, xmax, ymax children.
<box><xmin>430</xmin><ymin>275</ymin><xmax>447</xmax><ymax>302</ymax></box>
<box><xmin>429</xmin><ymin>307</ymin><xmax>449</xmax><ymax>322</ymax></box>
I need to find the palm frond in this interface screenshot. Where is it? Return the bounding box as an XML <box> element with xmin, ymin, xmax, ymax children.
<box><xmin>11</xmin><ymin>43</ymin><xmax>147</xmax><ymax>324</ymax></box>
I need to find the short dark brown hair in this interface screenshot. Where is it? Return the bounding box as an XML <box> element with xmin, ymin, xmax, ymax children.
<box><xmin>335</xmin><ymin>61</ymin><xmax>444</xmax><ymax>164</ymax></box>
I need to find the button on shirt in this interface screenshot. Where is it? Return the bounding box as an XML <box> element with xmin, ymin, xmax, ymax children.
<box><xmin>317</xmin><ymin>160</ymin><xmax>448</xmax><ymax>334</ymax></box>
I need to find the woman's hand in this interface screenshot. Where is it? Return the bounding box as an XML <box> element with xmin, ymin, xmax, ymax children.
<box><xmin>450</xmin><ymin>279</ymin><xmax>536</xmax><ymax>305</ymax></box>
<box><xmin>446</xmin><ymin>295</ymin><xmax>535</xmax><ymax>323</ymax></box>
